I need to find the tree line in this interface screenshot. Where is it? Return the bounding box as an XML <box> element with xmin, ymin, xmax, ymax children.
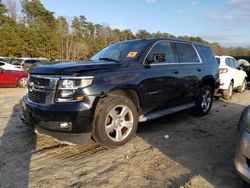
<box><xmin>0</xmin><ymin>0</ymin><xmax>250</xmax><ymax>61</ymax></box>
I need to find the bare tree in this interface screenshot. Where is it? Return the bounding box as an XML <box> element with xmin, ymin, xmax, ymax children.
<box><xmin>4</xmin><ymin>0</ymin><xmax>17</xmax><ymax>21</ymax></box>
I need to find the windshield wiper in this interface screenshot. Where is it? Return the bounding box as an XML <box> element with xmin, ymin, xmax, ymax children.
<box><xmin>99</xmin><ymin>57</ymin><xmax>119</xmax><ymax>63</ymax></box>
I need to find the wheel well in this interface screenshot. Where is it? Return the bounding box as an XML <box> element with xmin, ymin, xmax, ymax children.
<box><xmin>107</xmin><ymin>89</ymin><xmax>141</xmax><ymax>114</ymax></box>
<box><xmin>201</xmin><ymin>78</ymin><xmax>215</xmax><ymax>91</ymax></box>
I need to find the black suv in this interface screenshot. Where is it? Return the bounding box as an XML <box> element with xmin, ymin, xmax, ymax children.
<box><xmin>23</xmin><ymin>38</ymin><xmax>219</xmax><ymax>147</ymax></box>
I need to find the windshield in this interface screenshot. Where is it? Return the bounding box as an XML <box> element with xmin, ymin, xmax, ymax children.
<box><xmin>91</xmin><ymin>40</ymin><xmax>151</xmax><ymax>62</ymax></box>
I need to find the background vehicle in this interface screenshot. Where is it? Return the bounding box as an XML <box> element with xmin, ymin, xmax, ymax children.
<box><xmin>0</xmin><ymin>57</ymin><xmax>7</xmax><ymax>62</ymax></box>
<box><xmin>10</xmin><ymin>58</ymin><xmax>23</xmax><ymax>69</ymax></box>
<box><xmin>0</xmin><ymin>61</ymin><xmax>21</xmax><ymax>71</ymax></box>
<box><xmin>237</xmin><ymin>59</ymin><xmax>250</xmax><ymax>82</ymax></box>
<box><xmin>235</xmin><ymin>105</ymin><xmax>250</xmax><ymax>185</ymax></box>
<box><xmin>23</xmin><ymin>38</ymin><xmax>219</xmax><ymax>147</ymax></box>
<box><xmin>216</xmin><ymin>55</ymin><xmax>247</xmax><ymax>100</ymax></box>
<box><xmin>243</xmin><ymin>66</ymin><xmax>250</xmax><ymax>81</ymax></box>
<box><xmin>21</xmin><ymin>58</ymin><xmax>49</xmax><ymax>70</ymax></box>
<box><xmin>0</xmin><ymin>67</ymin><xmax>28</xmax><ymax>88</ymax></box>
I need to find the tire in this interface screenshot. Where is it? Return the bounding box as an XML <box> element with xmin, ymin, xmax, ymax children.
<box><xmin>237</xmin><ymin>79</ymin><xmax>247</xmax><ymax>93</ymax></box>
<box><xmin>223</xmin><ymin>82</ymin><xmax>233</xmax><ymax>100</ymax></box>
<box><xmin>92</xmin><ymin>95</ymin><xmax>138</xmax><ymax>147</ymax></box>
<box><xmin>18</xmin><ymin>77</ymin><xmax>28</xmax><ymax>88</ymax></box>
<box><xmin>243</xmin><ymin>180</ymin><xmax>250</xmax><ymax>188</ymax></box>
<box><xmin>193</xmin><ymin>85</ymin><xmax>213</xmax><ymax>116</ymax></box>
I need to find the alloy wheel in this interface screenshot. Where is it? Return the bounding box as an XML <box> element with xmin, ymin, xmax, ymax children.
<box><xmin>201</xmin><ymin>90</ymin><xmax>212</xmax><ymax>112</ymax></box>
<box><xmin>105</xmin><ymin>105</ymin><xmax>134</xmax><ymax>142</ymax></box>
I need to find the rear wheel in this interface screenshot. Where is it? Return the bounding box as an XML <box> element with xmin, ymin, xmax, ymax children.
<box><xmin>18</xmin><ymin>77</ymin><xmax>28</xmax><ymax>88</ymax></box>
<box><xmin>194</xmin><ymin>85</ymin><xmax>213</xmax><ymax>116</ymax></box>
<box><xmin>92</xmin><ymin>95</ymin><xmax>138</xmax><ymax>147</ymax></box>
<box><xmin>223</xmin><ymin>82</ymin><xmax>233</xmax><ymax>100</ymax></box>
<box><xmin>237</xmin><ymin>79</ymin><xmax>247</xmax><ymax>93</ymax></box>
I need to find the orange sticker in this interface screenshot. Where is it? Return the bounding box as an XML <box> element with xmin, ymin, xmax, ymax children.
<box><xmin>127</xmin><ymin>51</ymin><xmax>138</xmax><ymax>58</ymax></box>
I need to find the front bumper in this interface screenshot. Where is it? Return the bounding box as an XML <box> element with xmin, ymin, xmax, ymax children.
<box><xmin>22</xmin><ymin>95</ymin><xmax>96</xmax><ymax>144</ymax></box>
<box><xmin>235</xmin><ymin>129</ymin><xmax>250</xmax><ymax>184</ymax></box>
<box><xmin>34</xmin><ymin>125</ymin><xmax>91</xmax><ymax>144</ymax></box>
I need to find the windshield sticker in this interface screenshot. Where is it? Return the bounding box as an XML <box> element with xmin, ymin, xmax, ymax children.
<box><xmin>127</xmin><ymin>51</ymin><xmax>138</xmax><ymax>58</ymax></box>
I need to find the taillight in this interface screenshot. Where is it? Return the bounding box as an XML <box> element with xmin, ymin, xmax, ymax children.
<box><xmin>219</xmin><ymin>68</ymin><xmax>228</xmax><ymax>74</ymax></box>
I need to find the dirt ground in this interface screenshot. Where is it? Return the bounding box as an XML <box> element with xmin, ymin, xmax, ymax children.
<box><xmin>0</xmin><ymin>86</ymin><xmax>249</xmax><ymax>188</ymax></box>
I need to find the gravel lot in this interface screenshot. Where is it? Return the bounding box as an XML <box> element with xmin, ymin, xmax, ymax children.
<box><xmin>0</xmin><ymin>87</ymin><xmax>249</xmax><ymax>188</ymax></box>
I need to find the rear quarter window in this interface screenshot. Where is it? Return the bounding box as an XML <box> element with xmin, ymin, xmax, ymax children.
<box><xmin>174</xmin><ymin>43</ymin><xmax>200</xmax><ymax>63</ymax></box>
<box><xmin>196</xmin><ymin>44</ymin><xmax>217</xmax><ymax>64</ymax></box>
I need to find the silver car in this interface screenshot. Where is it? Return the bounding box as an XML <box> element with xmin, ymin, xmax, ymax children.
<box><xmin>235</xmin><ymin>105</ymin><xmax>250</xmax><ymax>184</ymax></box>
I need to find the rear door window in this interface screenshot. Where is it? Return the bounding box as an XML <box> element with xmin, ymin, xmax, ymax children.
<box><xmin>232</xmin><ymin>58</ymin><xmax>239</xmax><ymax>68</ymax></box>
<box><xmin>174</xmin><ymin>43</ymin><xmax>200</xmax><ymax>63</ymax></box>
<box><xmin>226</xmin><ymin>58</ymin><xmax>237</xmax><ymax>68</ymax></box>
<box><xmin>225</xmin><ymin>58</ymin><xmax>230</xmax><ymax>67</ymax></box>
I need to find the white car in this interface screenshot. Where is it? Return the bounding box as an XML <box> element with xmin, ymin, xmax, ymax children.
<box><xmin>216</xmin><ymin>55</ymin><xmax>247</xmax><ymax>100</ymax></box>
<box><xmin>0</xmin><ymin>61</ymin><xmax>21</xmax><ymax>71</ymax></box>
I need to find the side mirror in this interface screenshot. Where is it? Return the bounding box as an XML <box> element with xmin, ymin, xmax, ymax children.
<box><xmin>146</xmin><ymin>53</ymin><xmax>165</xmax><ymax>64</ymax></box>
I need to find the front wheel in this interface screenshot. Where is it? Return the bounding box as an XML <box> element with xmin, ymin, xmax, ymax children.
<box><xmin>193</xmin><ymin>85</ymin><xmax>213</xmax><ymax>116</ymax></box>
<box><xmin>92</xmin><ymin>95</ymin><xmax>138</xmax><ymax>147</ymax></box>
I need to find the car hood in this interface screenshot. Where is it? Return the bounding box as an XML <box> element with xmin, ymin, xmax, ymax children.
<box><xmin>31</xmin><ymin>61</ymin><xmax>128</xmax><ymax>75</ymax></box>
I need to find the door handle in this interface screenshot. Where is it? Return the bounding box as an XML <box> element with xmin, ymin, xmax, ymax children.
<box><xmin>197</xmin><ymin>68</ymin><xmax>202</xmax><ymax>72</ymax></box>
<box><xmin>173</xmin><ymin>70</ymin><xmax>179</xmax><ymax>74</ymax></box>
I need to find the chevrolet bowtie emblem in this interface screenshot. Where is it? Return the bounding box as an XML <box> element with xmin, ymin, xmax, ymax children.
<box><xmin>28</xmin><ymin>82</ymin><xmax>34</xmax><ymax>92</ymax></box>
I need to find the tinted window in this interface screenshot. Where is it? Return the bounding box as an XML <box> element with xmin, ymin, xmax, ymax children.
<box><xmin>148</xmin><ymin>41</ymin><xmax>175</xmax><ymax>63</ymax></box>
<box><xmin>231</xmin><ymin>58</ymin><xmax>239</xmax><ymax>68</ymax></box>
<box><xmin>225</xmin><ymin>58</ymin><xmax>230</xmax><ymax>67</ymax></box>
<box><xmin>0</xmin><ymin>58</ymin><xmax>6</xmax><ymax>62</ymax></box>
<box><xmin>226</xmin><ymin>58</ymin><xmax>237</xmax><ymax>68</ymax></box>
<box><xmin>174</xmin><ymin>43</ymin><xmax>199</xmax><ymax>63</ymax></box>
<box><xmin>216</xmin><ymin>58</ymin><xmax>220</xmax><ymax>65</ymax></box>
<box><xmin>197</xmin><ymin>45</ymin><xmax>216</xmax><ymax>64</ymax></box>
<box><xmin>25</xmin><ymin>59</ymin><xmax>40</xmax><ymax>64</ymax></box>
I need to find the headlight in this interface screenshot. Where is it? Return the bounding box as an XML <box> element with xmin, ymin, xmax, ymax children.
<box><xmin>56</xmin><ymin>76</ymin><xmax>93</xmax><ymax>102</ymax></box>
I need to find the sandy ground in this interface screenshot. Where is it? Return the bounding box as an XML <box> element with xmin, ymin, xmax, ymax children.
<box><xmin>0</xmin><ymin>87</ymin><xmax>249</xmax><ymax>188</ymax></box>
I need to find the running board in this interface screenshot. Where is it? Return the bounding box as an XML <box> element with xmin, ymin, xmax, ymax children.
<box><xmin>139</xmin><ymin>103</ymin><xmax>195</xmax><ymax>122</ymax></box>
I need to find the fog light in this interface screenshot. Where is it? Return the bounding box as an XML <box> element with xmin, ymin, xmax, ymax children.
<box><xmin>60</xmin><ymin>122</ymin><xmax>72</xmax><ymax>129</ymax></box>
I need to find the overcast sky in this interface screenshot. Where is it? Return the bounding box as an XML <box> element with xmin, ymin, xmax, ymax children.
<box><xmin>37</xmin><ymin>0</ymin><xmax>250</xmax><ymax>47</ymax></box>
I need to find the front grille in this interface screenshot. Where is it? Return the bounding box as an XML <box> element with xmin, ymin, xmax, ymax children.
<box><xmin>29</xmin><ymin>76</ymin><xmax>50</xmax><ymax>86</ymax></box>
<box><xmin>28</xmin><ymin>75</ymin><xmax>58</xmax><ymax>104</ymax></box>
<box><xmin>28</xmin><ymin>91</ymin><xmax>47</xmax><ymax>104</ymax></box>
